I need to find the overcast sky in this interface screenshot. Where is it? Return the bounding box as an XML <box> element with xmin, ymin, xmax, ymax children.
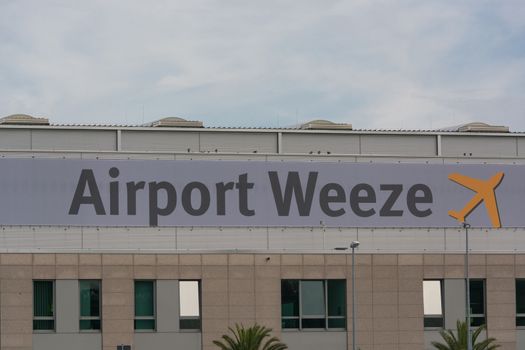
<box><xmin>1</xmin><ymin>1</ymin><xmax>525</xmax><ymax>130</ymax></box>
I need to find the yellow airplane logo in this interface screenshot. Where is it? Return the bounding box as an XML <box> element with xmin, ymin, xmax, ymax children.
<box><xmin>448</xmin><ymin>172</ymin><xmax>504</xmax><ymax>228</ymax></box>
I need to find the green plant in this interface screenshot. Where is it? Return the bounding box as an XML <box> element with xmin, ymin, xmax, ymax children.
<box><xmin>431</xmin><ymin>320</ymin><xmax>500</xmax><ymax>350</ymax></box>
<box><xmin>213</xmin><ymin>323</ymin><xmax>288</xmax><ymax>350</ymax></box>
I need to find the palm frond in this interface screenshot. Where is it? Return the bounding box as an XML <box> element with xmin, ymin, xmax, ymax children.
<box><xmin>431</xmin><ymin>320</ymin><xmax>500</xmax><ymax>350</ymax></box>
<box><xmin>213</xmin><ymin>323</ymin><xmax>288</xmax><ymax>350</ymax></box>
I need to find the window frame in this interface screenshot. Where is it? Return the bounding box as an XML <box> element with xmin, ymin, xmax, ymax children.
<box><xmin>469</xmin><ymin>279</ymin><xmax>486</xmax><ymax>327</ymax></box>
<box><xmin>423</xmin><ymin>279</ymin><xmax>444</xmax><ymax>329</ymax></box>
<box><xmin>79</xmin><ymin>279</ymin><xmax>102</xmax><ymax>332</ymax></box>
<box><xmin>134</xmin><ymin>280</ymin><xmax>156</xmax><ymax>332</ymax></box>
<box><xmin>178</xmin><ymin>280</ymin><xmax>202</xmax><ymax>332</ymax></box>
<box><xmin>33</xmin><ymin>280</ymin><xmax>56</xmax><ymax>333</ymax></box>
<box><xmin>281</xmin><ymin>279</ymin><xmax>346</xmax><ymax>331</ymax></box>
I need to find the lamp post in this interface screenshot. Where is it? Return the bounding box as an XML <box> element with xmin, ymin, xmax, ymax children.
<box><xmin>350</xmin><ymin>241</ymin><xmax>360</xmax><ymax>350</ymax></box>
<box><xmin>464</xmin><ymin>222</ymin><xmax>472</xmax><ymax>350</ymax></box>
<box><xmin>336</xmin><ymin>240</ymin><xmax>360</xmax><ymax>350</ymax></box>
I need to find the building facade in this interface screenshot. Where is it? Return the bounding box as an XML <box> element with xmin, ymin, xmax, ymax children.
<box><xmin>0</xmin><ymin>115</ymin><xmax>524</xmax><ymax>350</ymax></box>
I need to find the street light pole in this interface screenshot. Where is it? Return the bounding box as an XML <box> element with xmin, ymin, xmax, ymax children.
<box><xmin>335</xmin><ymin>240</ymin><xmax>360</xmax><ymax>350</ymax></box>
<box><xmin>350</xmin><ymin>241</ymin><xmax>360</xmax><ymax>350</ymax></box>
<box><xmin>464</xmin><ymin>222</ymin><xmax>472</xmax><ymax>350</ymax></box>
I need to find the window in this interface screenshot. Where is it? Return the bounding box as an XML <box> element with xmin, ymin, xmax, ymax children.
<box><xmin>179</xmin><ymin>280</ymin><xmax>201</xmax><ymax>330</ymax></box>
<box><xmin>134</xmin><ymin>280</ymin><xmax>155</xmax><ymax>331</ymax></box>
<box><xmin>327</xmin><ymin>280</ymin><xmax>346</xmax><ymax>328</ymax></box>
<box><xmin>470</xmin><ymin>279</ymin><xmax>485</xmax><ymax>327</ymax></box>
<box><xmin>33</xmin><ymin>280</ymin><xmax>55</xmax><ymax>331</ymax></box>
<box><xmin>517</xmin><ymin>280</ymin><xmax>525</xmax><ymax>326</ymax></box>
<box><xmin>282</xmin><ymin>280</ymin><xmax>300</xmax><ymax>329</ymax></box>
<box><xmin>423</xmin><ymin>280</ymin><xmax>444</xmax><ymax>328</ymax></box>
<box><xmin>79</xmin><ymin>280</ymin><xmax>101</xmax><ymax>331</ymax></box>
<box><xmin>281</xmin><ymin>279</ymin><xmax>346</xmax><ymax>330</ymax></box>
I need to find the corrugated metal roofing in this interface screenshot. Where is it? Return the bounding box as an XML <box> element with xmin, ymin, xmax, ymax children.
<box><xmin>48</xmin><ymin>123</ymin><xmax>304</xmax><ymax>130</ymax></box>
<box><xmin>36</xmin><ymin>123</ymin><xmax>523</xmax><ymax>133</ymax></box>
<box><xmin>3</xmin><ymin>114</ymin><xmax>516</xmax><ymax>133</ymax></box>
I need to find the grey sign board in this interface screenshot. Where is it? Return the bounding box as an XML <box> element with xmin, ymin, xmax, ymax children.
<box><xmin>0</xmin><ymin>159</ymin><xmax>521</xmax><ymax>228</ymax></box>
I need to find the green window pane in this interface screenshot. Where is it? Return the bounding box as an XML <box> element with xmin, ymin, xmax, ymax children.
<box><xmin>517</xmin><ymin>317</ymin><xmax>525</xmax><ymax>327</ymax></box>
<box><xmin>471</xmin><ymin>317</ymin><xmax>485</xmax><ymax>327</ymax></box>
<box><xmin>135</xmin><ymin>281</ymin><xmax>154</xmax><ymax>317</ymax></box>
<box><xmin>281</xmin><ymin>280</ymin><xmax>299</xmax><ymax>317</ymax></box>
<box><xmin>33</xmin><ymin>320</ymin><xmax>55</xmax><ymax>330</ymax></box>
<box><xmin>180</xmin><ymin>318</ymin><xmax>201</xmax><ymax>330</ymax></box>
<box><xmin>301</xmin><ymin>281</ymin><xmax>325</xmax><ymax>316</ymax></box>
<box><xmin>327</xmin><ymin>280</ymin><xmax>346</xmax><ymax>316</ymax></box>
<box><xmin>34</xmin><ymin>281</ymin><xmax>54</xmax><ymax>317</ymax></box>
<box><xmin>517</xmin><ymin>280</ymin><xmax>525</xmax><ymax>314</ymax></box>
<box><xmin>134</xmin><ymin>319</ymin><xmax>156</xmax><ymax>330</ymax></box>
<box><xmin>424</xmin><ymin>317</ymin><xmax>444</xmax><ymax>328</ymax></box>
<box><xmin>328</xmin><ymin>318</ymin><xmax>346</xmax><ymax>328</ymax></box>
<box><xmin>469</xmin><ymin>280</ymin><xmax>485</xmax><ymax>315</ymax></box>
<box><xmin>301</xmin><ymin>318</ymin><xmax>325</xmax><ymax>328</ymax></box>
<box><xmin>282</xmin><ymin>319</ymin><xmax>299</xmax><ymax>329</ymax></box>
<box><xmin>80</xmin><ymin>280</ymin><xmax>100</xmax><ymax>317</ymax></box>
<box><xmin>80</xmin><ymin>319</ymin><xmax>101</xmax><ymax>330</ymax></box>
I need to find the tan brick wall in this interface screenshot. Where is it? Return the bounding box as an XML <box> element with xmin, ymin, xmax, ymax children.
<box><xmin>102</xmin><ymin>254</ymin><xmax>134</xmax><ymax>350</ymax></box>
<box><xmin>1</xmin><ymin>254</ymin><xmax>33</xmax><ymax>350</ymax></box>
<box><xmin>398</xmin><ymin>263</ymin><xmax>424</xmax><ymax>350</ymax></box>
<box><xmin>350</xmin><ymin>254</ymin><xmax>372</xmax><ymax>350</ymax></box>
<box><xmin>0</xmin><ymin>252</ymin><xmax>522</xmax><ymax>350</ymax></box>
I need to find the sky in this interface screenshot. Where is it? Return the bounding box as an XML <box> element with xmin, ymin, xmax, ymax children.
<box><xmin>1</xmin><ymin>0</ymin><xmax>525</xmax><ymax>130</ymax></box>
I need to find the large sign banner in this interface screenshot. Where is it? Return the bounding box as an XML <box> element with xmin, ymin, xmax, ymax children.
<box><xmin>0</xmin><ymin>159</ymin><xmax>521</xmax><ymax>228</ymax></box>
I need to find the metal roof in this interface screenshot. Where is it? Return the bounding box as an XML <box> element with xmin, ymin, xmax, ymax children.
<box><xmin>12</xmin><ymin>124</ymin><xmax>521</xmax><ymax>135</ymax></box>
<box><xmin>1</xmin><ymin>114</ymin><xmax>520</xmax><ymax>134</ymax></box>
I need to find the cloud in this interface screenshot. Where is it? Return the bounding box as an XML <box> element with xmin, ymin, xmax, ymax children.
<box><xmin>0</xmin><ymin>0</ymin><xmax>524</xmax><ymax>130</ymax></box>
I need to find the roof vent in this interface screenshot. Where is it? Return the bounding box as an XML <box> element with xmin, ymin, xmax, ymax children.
<box><xmin>439</xmin><ymin>122</ymin><xmax>510</xmax><ymax>133</ymax></box>
<box><xmin>457</xmin><ymin>122</ymin><xmax>509</xmax><ymax>133</ymax></box>
<box><xmin>0</xmin><ymin>114</ymin><xmax>49</xmax><ymax>125</ymax></box>
<box><xmin>145</xmin><ymin>117</ymin><xmax>203</xmax><ymax>128</ymax></box>
<box><xmin>300</xmin><ymin>119</ymin><xmax>352</xmax><ymax>130</ymax></box>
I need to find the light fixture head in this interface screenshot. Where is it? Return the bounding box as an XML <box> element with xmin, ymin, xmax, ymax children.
<box><xmin>350</xmin><ymin>241</ymin><xmax>360</xmax><ymax>249</ymax></box>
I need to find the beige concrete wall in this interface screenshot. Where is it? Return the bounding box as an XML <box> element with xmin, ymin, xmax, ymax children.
<box><xmin>1</xmin><ymin>254</ymin><xmax>33</xmax><ymax>350</ymax></box>
<box><xmin>1</xmin><ymin>253</ymin><xmax>524</xmax><ymax>350</ymax></box>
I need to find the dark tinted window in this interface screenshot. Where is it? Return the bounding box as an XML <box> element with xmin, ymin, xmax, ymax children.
<box><xmin>281</xmin><ymin>280</ymin><xmax>299</xmax><ymax>317</ymax></box>
<box><xmin>33</xmin><ymin>281</ymin><xmax>54</xmax><ymax>331</ymax></box>
<box><xmin>516</xmin><ymin>280</ymin><xmax>525</xmax><ymax>326</ymax></box>
<box><xmin>134</xmin><ymin>281</ymin><xmax>155</xmax><ymax>331</ymax></box>
<box><xmin>470</xmin><ymin>280</ymin><xmax>485</xmax><ymax>315</ymax></box>
<box><xmin>281</xmin><ymin>279</ymin><xmax>346</xmax><ymax>330</ymax></box>
<box><xmin>79</xmin><ymin>280</ymin><xmax>101</xmax><ymax>331</ymax></box>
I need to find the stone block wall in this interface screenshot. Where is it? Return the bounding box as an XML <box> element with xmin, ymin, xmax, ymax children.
<box><xmin>0</xmin><ymin>253</ymin><xmax>523</xmax><ymax>350</ymax></box>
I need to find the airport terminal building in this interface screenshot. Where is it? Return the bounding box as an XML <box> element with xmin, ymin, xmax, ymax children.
<box><xmin>1</xmin><ymin>114</ymin><xmax>525</xmax><ymax>350</ymax></box>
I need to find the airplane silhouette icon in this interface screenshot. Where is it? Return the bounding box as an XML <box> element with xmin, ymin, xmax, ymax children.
<box><xmin>448</xmin><ymin>172</ymin><xmax>505</xmax><ymax>228</ymax></box>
